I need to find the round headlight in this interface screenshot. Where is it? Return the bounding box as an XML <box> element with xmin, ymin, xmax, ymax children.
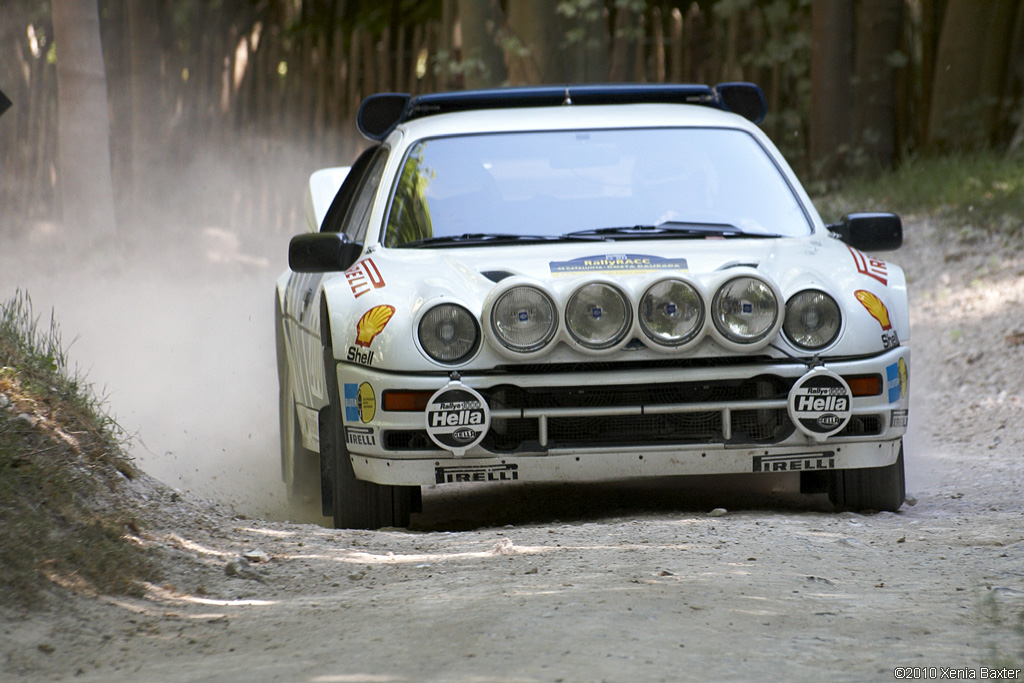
<box><xmin>639</xmin><ymin>279</ymin><xmax>704</xmax><ymax>346</ymax></box>
<box><xmin>712</xmin><ymin>277</ymin><xmax>778</xmax><ymax>343</ymax></box>
<box><xmin>566</xmin><ymin>283</ymin><xmax>631</xmax><ymax>349</ymax></box>
<box><xmin>418</xmin><ymin>304</ymin><xmax>479</xmax><ymax>363</ymax></box>
<box><xmin>784</xmin><ymin>290</ymin><xmax>841</xmax><ymax>350</ymax></box>
<box><xmin>491</xmin><ymin>286</ymin><xmax>557</xmax><ymax>352</ymax></box>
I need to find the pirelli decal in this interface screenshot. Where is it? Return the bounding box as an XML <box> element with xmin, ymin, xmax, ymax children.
<box><xmin>435</xmin><ymin>463</ymin><xmax>519</xmax><ymax>484</ymax></box>
<box><xmin>752</xmin><ymin>452</ymin><xmax>835</xmax><ymax>473</ymax></box>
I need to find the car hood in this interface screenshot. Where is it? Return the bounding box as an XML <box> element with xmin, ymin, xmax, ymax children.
<box><xmin>321</xmin><ymin>235</ymin><xmax>908</xmax><ymax>373</ymax></box>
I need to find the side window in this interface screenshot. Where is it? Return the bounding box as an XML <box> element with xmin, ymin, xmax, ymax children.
<box><xmin>341</xmin><ymin>147</ymin><xmax>389</xmax><ymax>243</ymax></box>
<box><xmin>319</xmin><ymin>144</ymin><xmax>379</xmax><ymax>234</ymax></box>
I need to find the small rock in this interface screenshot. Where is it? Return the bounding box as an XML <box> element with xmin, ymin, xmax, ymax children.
<box><xmin>896</xmin><ymin>536</ymin><xmax>906</xmax><ymax>544</ymax></box>
<box><xmin>15</xmin><ymin>413</ymin><xmax>35</xmax><ymax>427</ymax></box>
<box><xmin>0</xmin><ymin>393</ymin><xmax>10</xmax><ymax>409</ymax></box>
<box><xmin>708</xmin><ymin>508</ymin><xmax>727</xmax><ymax>517</ymax></box>
<box><xmin>242</xmin><ymin>549</ymin><xmax>270</xmax><ymax>563</ymax></box>
<box><xmin>658</xmin><ymin>569</ymin><xmax>675</xmax><ymax>577</ymax></box>
<box><xmin>904</xmin><ymin>495</ymin><xmax>917</xmax><ymax>506</ymax></box>
<box><xmin>37</xmin><ymin>643</ymin><xmax>55</xmax><ymax>654</ymax></box>
<box><xmin>524</xmin><ymin>567</ymin><xmax>539</xmax><ymax>575</ymax></box>
<box><xmin>491</xmin><ymin>538</ymin><xmax>515</xmax><ymax>555</ymax></box>
<box><xmin>225</xmin><ymin>557</ymin><xmax>264</xmax><ymax>582</ymax></box>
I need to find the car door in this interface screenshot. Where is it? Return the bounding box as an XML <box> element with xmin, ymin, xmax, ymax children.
<box><xmin>287</xmin><ymin>145</ymin><xmax>391</xmax><ymax>438</ymax></box>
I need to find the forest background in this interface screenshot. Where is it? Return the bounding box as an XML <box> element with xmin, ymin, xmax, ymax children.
<box><xmin>1</xmin><ymin>0</ymin><xmax>1022</xmax><ymax>248</ymax></box>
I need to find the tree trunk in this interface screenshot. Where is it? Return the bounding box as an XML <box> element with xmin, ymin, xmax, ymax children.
<box><xmin>1002</xmin><ymin>1</ymin><xmax>1024</xmax><ymax>149</ymax></box>
<box><xmin>810</xmin><ymin>0</ymin><xmax>854</xmax><ymax>180</ymax></box>
<box><xmin>458</xmin><ymin>0</ymin><xmax>507</xmax><ymax>88</ymax></box>
<box><xmin>51</xmin><ymin>0</ymin><xmax>117</xmax><ymax>238</ymax></box>
<box><xmin>927</xmin><ymin>0</ymin><xmax>1019</xmax><ymax>150</ymax></box>
<box><xmin>918</xmin><ymin>0</ymin><xmax>947</xmax><ymax>146</ymax></box>
<box><xmin>127</xmin><ymin>0</ymin><xmax>163</xmax><ymax>199</ymax></box>
<box><xmin>506</xmin><ymin>0</ymin><xmax>566</xmax><ymax>85</ymax></box>
<box><xmin>853</xmin><ymin>0</ymin><xmax>904</xmax><ymax>169</ymax></box>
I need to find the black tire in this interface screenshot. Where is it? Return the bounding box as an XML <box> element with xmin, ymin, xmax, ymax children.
<box><xmin>322</xmin><ymin>344</ymin><xmax>414</xmax><ymax>530</ymax></box>
<box><xmin>829</xmin><ymin>441</ymin><xmax>906</xmax><ymax>513</ymax></box>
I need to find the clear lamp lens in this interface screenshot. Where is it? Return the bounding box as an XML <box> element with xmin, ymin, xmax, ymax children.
<box><xmin>640</xmin><ymin>279</ymin><xmax>704</xmax><ymax>346</ymax></box>
<box><xmin>784</xmin><ymin>290</ymin><xmax>841</xmax><ymax>349</ymax></box>
<box><xmin>712</xmin><ymin>277</ymin><xmax>778</xmax><ymax>343</ymax></box>
<box><xmin>491</xmin><ymin>286</ymin><xmax>557</xmax><ymax>352</ymax></box>
<box><xmin>566</xmin><ymin>283</ymin><xmax>631</xmax><ymax>349</ymax></box>
<box><xmin>418</xmin><ymin>304</ymin><xmax>478</xmax><ymax>363</ymax></box>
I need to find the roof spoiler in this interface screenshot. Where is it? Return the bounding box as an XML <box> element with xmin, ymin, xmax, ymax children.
<box><xmin>356</xmin><ymin>82</ymin><xmax>767</xmax><ymax>141</ymax></box>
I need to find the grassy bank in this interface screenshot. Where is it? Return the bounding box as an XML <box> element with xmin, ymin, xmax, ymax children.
<box><xmin>0</xmin><ymin>291</ymin><xmax>156</xmax><ymax>607</ymax></box>
<box><xmin>814</xmin><ymin>150</ymin><xmax>1024</xmax><ymax>239</ymax></box>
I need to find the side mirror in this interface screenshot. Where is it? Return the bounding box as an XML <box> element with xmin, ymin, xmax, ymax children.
<box><xmin>289</xmin><ymin>233</ymin><xmax>363</xmax><ymax>272</ymax></box>
<box><xmin>828</xmin><ymin>213</ymin><xmax>902</xmax><ymax>251</ymax></box>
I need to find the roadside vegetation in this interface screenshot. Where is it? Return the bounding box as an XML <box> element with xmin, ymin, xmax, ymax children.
<box><xmin>0</xmin><ymin>291</ymin><xmax>156</xmax><ymax>608</ymax></box>
<box><xmin>815</xmin><ymin>150</ymin><xmax>1024</xmax><ymax>239</ymax></box>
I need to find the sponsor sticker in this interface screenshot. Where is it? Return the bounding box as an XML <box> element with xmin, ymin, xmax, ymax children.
<box><xmin>848</xmin><ymin>246</ymin><xmax>888</xmax><ymax>286</ymax></box>
<box><xmin>343</xmin><ymin>383</ymin><xmax>360</xmax><ymax>422</ymax></box>
<box><xmin>355</xmin><ymin>304</ymin><xmax>395</xmax><ymax>348</ymax></box>
<box><xmin>787</xmin><ymin>367</ymin><xmax>852</xmax><ymax>441</ymax></box>
<box><xmin>425</xmin><ymin>381</ymin><xmax>490</xmax><ymax>455</ymax></box>
<box><xmin>855</xmin><ymin>289</ymin><xmax>900</xmax><ymax>349</ymax></box>
<box><xmin>346</xmin><ymin>346</ymin><xmax>375</xmax><ymax>366</ymax></box>
<box><xmin>435</xmin><ymin>463</ymin><xmax>519</xmax><ymax>484</ymax></box>
<box><xmin>549</xmin><ymin>253</ymin><xmax>688</xmax><ymax>276</ymax></box>
<box><xmin>890</xmin><ymin>409</ymin><xmax>909</xmax><ymax>428</ymax></box>
<box><xmin>885</xmin><ymin>358</ymin><xmax>909</xmax><ymax>403</ymax></box>
<box><xmin>345</xmin><ymin>425</ymin><xmax>376</xmax><ymax>446</ymax></box>
<box><xmin>753</xmin><ymin>451</ymin><xmax>836</xmax><ymax>473</ymax></box>
<box><xmin>343</xmin><ymin>382</ymin><xmax>375</xmax><ymax>423</ymax></box>
<box><xmin>346</xmin><ymin>258</ymin><xmax>386</xmax><ymax>298</ymax></box>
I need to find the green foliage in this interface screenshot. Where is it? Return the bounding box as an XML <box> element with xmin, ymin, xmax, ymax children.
<box><xmin>815</xmin><ymin>150</ymin><xmax>1024</xmax><ymax>238</ymax></box>
<box><xmin>384</xmin><ymin>144</ymin><xmax>433</xmax><ymax>247</ymax></box>
<box><xmin>0</xmin><ymin>291</ymin><xmax>154</xmax><ymax>608</ymax></box>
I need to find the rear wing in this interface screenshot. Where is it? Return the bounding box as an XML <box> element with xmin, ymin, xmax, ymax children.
<box><xmin>356</xmin><ymin>82</ymin><xmax>767</xmax><ymax>141</ymax></box>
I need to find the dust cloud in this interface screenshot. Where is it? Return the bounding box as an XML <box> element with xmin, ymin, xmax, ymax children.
<box><xmin>0</xmin><ymin>145</ymin><xmax>328</xmax><ymax>524</ymax></box>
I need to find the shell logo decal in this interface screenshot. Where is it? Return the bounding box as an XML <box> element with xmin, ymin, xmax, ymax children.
<box><xmin>355</xmin><ymin>305</ymin><xmax>395</xmax><ymax>347</ymax></box>
<box><xmin>854</xmin><ymin>290</ymin><xmax>891</xmax><ymax>330</ymax></box>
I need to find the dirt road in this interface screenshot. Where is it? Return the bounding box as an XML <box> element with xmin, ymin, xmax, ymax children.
<box><xmin>3</xmin><ymin>217</ymin><xmax>1024</xmax><ymax>682</ymax></box>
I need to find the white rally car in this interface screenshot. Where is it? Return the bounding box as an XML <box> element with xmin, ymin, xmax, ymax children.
<box><xmin>275</xmin><ymin>83</ymin><xmax>909</xmax><ymax>529</ymax></box>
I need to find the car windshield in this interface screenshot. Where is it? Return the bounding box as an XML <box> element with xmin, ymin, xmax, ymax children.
<box><xmin>382</xmin><ymin>127</ymin><xmax>810</xmax><ymax>248</ymax></box>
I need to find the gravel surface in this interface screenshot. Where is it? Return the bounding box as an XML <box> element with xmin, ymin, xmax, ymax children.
<box><xmin>3</xmin><ymin>216</ymin><xmax>1023</xmax><ymax>682</ymax></box>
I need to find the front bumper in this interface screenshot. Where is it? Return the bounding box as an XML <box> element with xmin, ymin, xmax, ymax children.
<box><xmin>336</xmin><ymin>347</ymin><xmax>910</xmax><ymax>487</ymax></box>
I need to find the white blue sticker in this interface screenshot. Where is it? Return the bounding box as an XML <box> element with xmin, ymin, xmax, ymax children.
<box><xmin>886</xmin><ymin>363</ymin><xmax>900</xmax><ymax>403</ymax></box>
<box><xmin>343</xmin><ymin>383</ymin><xmax>360</xmax><ymax>422</ymax></box>
<box><xmin>550</xmin><ymin>254</ymin><xmax>688</xmax><ymax>276</ymax></box>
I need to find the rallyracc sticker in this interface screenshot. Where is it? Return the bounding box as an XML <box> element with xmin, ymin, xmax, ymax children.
<box><xmin>425</xmin><ymin>380</ymin><xmax>491</xmax><ymax>456</ymax></box>
<box><xmin>787</xmin><ymin>367</ymin><xmax>852</xmax><ymax>442</ymax></box>
<box><xmin>549</xmin><ymin>254</ymin><xmax>688</xmax><ymax>276</ymax></box>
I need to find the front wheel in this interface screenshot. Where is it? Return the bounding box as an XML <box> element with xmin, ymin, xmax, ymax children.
<box><xmin>321</xmin><ymin>345</ymin><xmax>415</xmax><ymax>529</ymax></box>
<box><xmin>829</xmin><ymin>442</ymin><xmax>906</xmax><ymax>512</ymax></box>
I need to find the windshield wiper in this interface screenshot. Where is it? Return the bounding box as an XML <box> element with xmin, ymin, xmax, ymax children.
<box><xmin>563</xmin><ymin>221</ymin><xmax>781</xmax><ymax>239</ymax></box>
<box><xmin>400</xmin><ymin>232</ymin><xmax>608</xmax><ymax>248</ymax></box>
